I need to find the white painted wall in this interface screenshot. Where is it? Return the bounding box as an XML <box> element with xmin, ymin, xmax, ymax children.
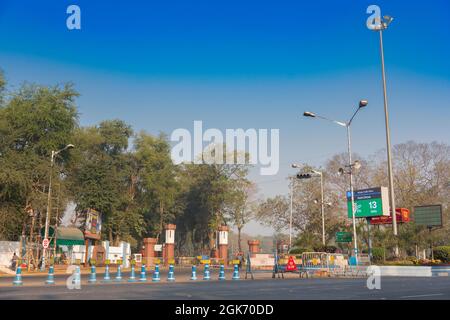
<box><xmin>59</xmin><ymin>241</ymin><xmax>131</xmax><ymax>266</ymax></box>
<box><xmin>0</xmin><ymin>241</ymin><xmax>20</xmax><ymax>267</ymax></box>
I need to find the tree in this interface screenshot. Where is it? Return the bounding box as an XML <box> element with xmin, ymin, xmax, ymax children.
<box><xmin>0</xmin><ymin>82</ymin><xmax>79</xmax><ymax>240</ymax></box>
<box><xmin>225</xmin><ymin>174</ymin><xmax>257</xmax><ymax>252</ymax></box>
<box><xmin>134</xmin><ymin>132</ymin><xmax>182</xmax><ymax>241</ymax></box>
<box><xmin>66</xmin><ymin>120</ymin><xmax>146</xmax><ymax>245</ymax></box>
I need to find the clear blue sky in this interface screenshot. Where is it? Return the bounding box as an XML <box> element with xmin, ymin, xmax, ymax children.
<box><xmin>1</xmin><ymin>0</ymin><xmax>449</xmax><ymax>235</ymax></box>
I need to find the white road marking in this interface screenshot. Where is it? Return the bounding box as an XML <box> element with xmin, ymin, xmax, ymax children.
<box><xmin>400</xmin><ymin>293</ymin><xmax>444</xmax><ymax>299</ymax></box>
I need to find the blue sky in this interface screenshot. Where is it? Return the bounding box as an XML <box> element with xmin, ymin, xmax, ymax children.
<box><xmin>1</xmin><ymin>0</ymin><xmax>449</xmax><ymax>235</ymax></box>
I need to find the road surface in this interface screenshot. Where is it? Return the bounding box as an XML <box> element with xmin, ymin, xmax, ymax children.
<box><xmin>1</xmin><ymin>273</ymin><xmax>449</xmax><ymax>300</ymax></box>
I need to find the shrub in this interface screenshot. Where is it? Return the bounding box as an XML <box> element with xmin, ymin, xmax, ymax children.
<box><xmin>288</xmin><ymin>247</ymin><xmax>312</xmax><ymax>254</ymax></box>
<box><xmin>433</xmin><ymin>246</ymin><xmax>450</xmax><ymax>263</ymax></box>
<box><xmin>313</xmin><ymin>245</ymin><xmax>337</xmax><ymax>253</ymax></box>
<box><xmin>371</xmin><ymin>247</ymin><xmax>385</xmax><ymax>262</ymax></box>
<box><xmin>383</xmin><ymin>260</ymin><xmax>415</xmax><ymax>266</ymax></box>
<box><xmin>406</xmin><ymin>256</ymin><xmax>419</xmax><ymax>265</ymax></box>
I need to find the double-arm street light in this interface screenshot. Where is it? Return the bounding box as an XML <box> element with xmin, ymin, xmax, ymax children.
<box><xmin>292</xmin><ymin>164</ymin><xmax>327</xmax><ymax>246</ymax></box>
<box><xmin>41</xmin><ymin>144</ymin><xmax>75</xmax><ymax>271</ymax></box>
<box><xmin>303</xmin><ymin>99</ymin><xmax>368</xmax><ymax>262</ymax></box>
<box><xmin>369</xmin><ymin>14</ymin><xmax>399</xmax><ymax>253</ymax></box>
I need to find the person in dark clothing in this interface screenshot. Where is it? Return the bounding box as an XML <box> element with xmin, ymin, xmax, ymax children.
<box><xmin>11</xmin><ymin>252</ymin><xmax>18</xmax><ymax>270</ymax></box>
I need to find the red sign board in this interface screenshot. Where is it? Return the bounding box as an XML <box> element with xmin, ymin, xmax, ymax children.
<box><xmin>370</xmin><ymin>208</ymin><xmax>410</xmax><ymax>225</ymax></box>
<box><xmin>286</xmin><ymin>256</ymin><xmax>297</xmax><ymax>272</ymax></box>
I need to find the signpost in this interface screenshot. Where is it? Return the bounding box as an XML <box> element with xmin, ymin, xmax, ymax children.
<box><xmin>370</xmin><ymin>208</ymin><xmax>411</xmax><ymax>225</ymax></box>
<box><xmin>347</xmin><ymin>187</ymin><xmax>390</xmax><ymax>218</ymax></box>
<box><xmin>42</xmin><ymin>238</ymin><xmax>49</xmax><ymax>249</ymax></box>
<box><xmin>336</xmin><ymin>232</ymin><xmax>353</xmax><ymax>243</ymax></box>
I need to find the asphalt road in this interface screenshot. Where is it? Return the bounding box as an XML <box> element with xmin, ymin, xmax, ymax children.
<box><xmin>1</xmin><ymin>275</ymin><xmax>449</xmax><ymax>300</ymax></box>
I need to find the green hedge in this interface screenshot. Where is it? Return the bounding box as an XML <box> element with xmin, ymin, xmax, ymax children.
<box><xmin>371</xmin><ymin>247</ymin><xmax>385</xmax><ymax>262</ymax></box>
<box><xmin>433</xmin><ymin>246</ymin><xmax>450</xmax><ymax>263</ymax></box>
<box><xmin>288</xmin><ymin>247</ymin><xmax>312</xmax><ymax>254</ymax></box>
<box><xmin>313</xmin><ymin>245</ymin><xmax>337</xmax><ymax>253</ymax></box>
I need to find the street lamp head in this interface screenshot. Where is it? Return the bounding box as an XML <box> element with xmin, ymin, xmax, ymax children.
<box><xmin>383</xmin><ymin>15</ymin><xmax>394</xmax><ymax>28</ymax></box>
<box><xmin>303</xmin><ymin>111</ymin><xmax>316</xmax><ymax>118</ymax></box>
<box><xmin>353</xmin><ymin>160</ymin><xmax>362</xmax><ymax>170</ymax></box>
<box><xmin>359</xmin><ymin>100</ymin><xmax>368</xmax><ymax>108</ymax></box>
<box><xmin>313</xmin><ymin>199</ymin><xmax>319</xmax><ymax>204</ymax></box>
<box><xmin>338</xmin><ymin>168</ymin><xmax>345</xmax><ymax>176</ymax></box>
<box><xmin>66</xmin><ymin>144</ymin><xmax>75</xmax><ymax>149</ymax></box>
<box><xmin>291</xmin><ymin>163</ymin><xmax>302</xmax><ymax>169</ymax></box>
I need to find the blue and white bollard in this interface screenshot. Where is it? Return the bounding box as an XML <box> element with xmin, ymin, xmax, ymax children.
<box><xmin>13</xmin><ymin>265</ymin><xmax>23</xmax><ymax>286</ymax></box>
<box><xmin>167</xmin><ymin>264</ymin><xmax>175</xmax><ymax>282</ymax></box>
<box><xmin>152</xmin><ymin>264</ymin><xmax>161</xmax><ymax>282</ymax></box>
<box><xmin>139</xmin><ymin>264</ymin><xmax>147</xmax><ymax>282</ymax></box>
<box><xmin>128</xmin><ymin>264</ymin><xmax>137</xmax><ymax>282</ymax></box>
<box><xmin>45</xmin><ymin>265</ymin><xmax>55</xmax><ymax>285</ymax></box>
<box><xmin>115</xmin><ymin>264</ymin><xmax>123</xmax><ymax>282</ymax></box>
<box><xmin>88</xmin><ymin>265</ymin><xmax>97</xmax><ymax>284</ymax></box>
<box><xmin>232</xmin><ymin>264</ymin><xmax>240</xmax><ymax>280</ymax></box>
<box><xmin>73</xmin><ymin>265</ymin><xmax>81</xmax><ymax>287</ymax></box>
<box><xmin>203</xmin><ymin>264</ymin><xmax>211</xmax><ymax>281</ymax></box>
<box><xmin>218</xmin><ymin>264</ymin><xmax>226</xmax><ymax>281</ymax></box>
<box><xmin>103</xmin><ymin>264</ymin><xmax>111</xmax><ymax>282</ymax></box>
<box><xmin>190</xmin><ymin>265</ymin><xmax>197</xmax><ymax>280</ymax></box>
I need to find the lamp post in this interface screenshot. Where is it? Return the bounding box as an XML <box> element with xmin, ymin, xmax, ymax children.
<box><xmin>41</xmin><ymin>144</ymin><xmax>74</xmax><ymax>271</ymax></box>
<box><xmin>303</xmin><ymin>100</ymin><xmax>367</xmax><ymax>261</ymax></box>
<box><xmin>368</xmin><ymin>14</ymin><xmax>398</xmax><ymax>254</ymax></box>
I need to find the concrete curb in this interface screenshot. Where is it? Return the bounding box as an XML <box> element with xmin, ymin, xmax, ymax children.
<box><xmin>379</xmin><ymin>266</ymin><xmax>450</xmax><ymax>277</ymax></box>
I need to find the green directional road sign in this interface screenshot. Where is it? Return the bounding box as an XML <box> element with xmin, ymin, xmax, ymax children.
<box><xmin>347</xmin><ymin>187</ymin><xmax>390</xmax><ymax>218</ymax></box>
<box><xmin>336</xmin><ymin>232</ymin><xmax>353</xmax><ymax>243</ymax></box>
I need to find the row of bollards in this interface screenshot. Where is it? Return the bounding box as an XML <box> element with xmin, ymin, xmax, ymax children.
<box><xmin>190</xmin><ymin>263</ymin><xmax>240</xmax><ymax>281</ymax></box>
<box><xmin>13</xmin><ymin>262</ymin><xmax>241</xmax><ymax>286</ymax></box>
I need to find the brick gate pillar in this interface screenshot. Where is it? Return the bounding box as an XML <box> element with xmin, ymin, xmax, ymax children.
<box><xmin>143</xmin><ymin>238</ymin><xmax>157</xmax><ymax>266</ymax></box>
<box><xmin>218</xmin><ymin>225</ymin><xmax>229</xmax><ymax>265</ymax></box>
<box><xmin>248</xmin><ymin>240</ymin><xmax>260</xmax><ymax>254</ymax></box>
<box><xmin>164</xmin><ymin>224</ymin><xmax>176</xmax><ymax>265</ymax></box>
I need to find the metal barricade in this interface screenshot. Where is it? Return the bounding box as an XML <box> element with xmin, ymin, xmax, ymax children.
<box><xmin>245</xmin><ymin>252</ymin><xmax>277</xmax><ymax>280</ymax></box>
<box><xmin>326</xmin><ymin>253</ymin><xmax>349</xmax><ymax>277</ymax></box>
<box><xmin>273</xmin><ymin>254</ymin><xmax>307</xmax><ymax>278</ymax></box>
<box><xmin>345</xmin><ymin>254</ymin><xmax>370</xmax><ymax>278</ymax></box>
<box><xmin>300</xmin><ymin>252</ymin><xmax>329</xmax><ymax>277</ymax></box>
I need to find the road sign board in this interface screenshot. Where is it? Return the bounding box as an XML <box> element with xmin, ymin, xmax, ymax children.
<box><xmin>336</xmin><ymin>232</ymin><xmax>352</xmax><ymax>243</ymax></box>
<box><xmin>42</xmin><ymin>238</ymin><xmax>49</xmax><ymax>249</ymax></box>
<box><xmin>413</xmin><ymin>205</ymin><xmax>443</xmax><ymax>227</ymax></box>
<box><xmin>347</xmin><ymin>187</ymin><xmax>390</xmax><ymax>218</ymax></box>
<box><xmin>370</xmin><ymin>208</ymin><xmax>411</xmax><ymax>225</ymax></box>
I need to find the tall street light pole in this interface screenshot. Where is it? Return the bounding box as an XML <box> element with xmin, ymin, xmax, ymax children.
<box><xmin>41</xmin><ymin>144</ymin><xmax>75</xmax><ymax>271</ymax></box>
<box><xmin>303</xmin><ymin>99</ymin><xmax>368</xmax><ymax>261</ymax></box>
<box><xmin>369</xmin><ymin>15</ymin><xmax>398</xmax><ymax>252</ymax></box>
